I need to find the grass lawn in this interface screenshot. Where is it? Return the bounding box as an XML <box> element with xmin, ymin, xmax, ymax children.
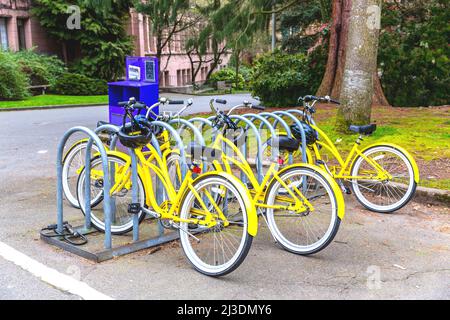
<box><xmin>313</xmin><ymin>105</ymin><xmax>450</xmax><ymax>190</ymax></box>
<box><xmin>0</xmin><ymin>94</ymin><xmax>108</xmax><ymax>109</ymax></box>
<box><xmin>183</xmin><ymin>105</ymin><xmax>450</xmax><ymax>190</ymax></box>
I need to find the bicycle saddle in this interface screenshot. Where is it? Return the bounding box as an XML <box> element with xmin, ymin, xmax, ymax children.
<box><xmin>349</xmin><ymin>124</ymin><xmax>377</xmax><ymax>135</ymax></box>
<box><xmin>268</xmin><ymin>136</ymin><xmax>301</xmax><ymax>153</ymax></box>
<box><xmin>188</xmin><ymin>143</ymin><xmax>222</xmax><ymax>162</ymax></box>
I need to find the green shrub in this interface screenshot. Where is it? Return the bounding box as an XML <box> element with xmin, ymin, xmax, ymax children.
<box><xmin>32</xmin><ymin>0</ymin><xmax>133</xmax><ymax>81</ymax></box>
<box><xmin>0</xmin><ymin>52</ymin><xmax>29</xmax><ymax>101</ymax></box>
<box><xmin>53</xmin><ymin>73</ymin><xmax>108</xmax><ymax>96</ymax></box>
<box><xmin>12</xmin><ymin>49</ymin><xmax>66</xmax><ymax>87</ymax></box>
<box><xmin>250</xmin><ymin>51</ymin><xmax>313</xmax><ymax>107</ymax></box>
<box><xmin>378</xmin><ymin>0</ymin><xmax>449</xmax><ymax>106</ymax></box>
<box><xmin>210</xmin><ymin>68</ymin><xmax>245</xmax><ymax>90</ymax></box>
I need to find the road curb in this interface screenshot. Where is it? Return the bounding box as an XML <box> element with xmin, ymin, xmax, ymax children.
<box><xmin>413</xmin><ymin>185</ymin><xmax>450</xmax><ymax>206</ymax></box>
<box><xmin>0</xmin><ymin>103</ymin><xmax>107</xmax><ymax>112</ymax></box>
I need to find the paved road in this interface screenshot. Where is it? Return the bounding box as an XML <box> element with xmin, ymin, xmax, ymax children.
<box><xmin>0</xmin><ymin>97</ymin><xmax>449</xmax><ymax>300</ymax></box>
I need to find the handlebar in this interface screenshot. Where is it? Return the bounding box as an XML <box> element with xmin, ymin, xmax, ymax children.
<box><xmin>119</xmin><ymin>96</ymin><xmax>193</xmax><ymax>121</ymax></box>
<box><xmin>168</xmin><ymin>100</ymin><xmax>185</xmax><ymax>105</ymax></box>
<box><xmin>215</xmin><ymin>99</ymin><xmax>227</xmax><ymax>105</ymax></box>
<box><xmin>299</xmin><ymin>95</ymin><xmax>340</xmax><ymax>105</ymax></box>
<box><xmin>251</xmin><ymin>105</ymin><xmax>265</xmax><ymax>111</ymax></box>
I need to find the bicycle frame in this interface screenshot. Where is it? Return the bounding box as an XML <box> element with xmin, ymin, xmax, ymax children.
<box><xmin>209</xmin><ymin>132</ymin><xmax>315</xmax><ymax>214</ymax></box>
<box><xmin>309</xmin><ymin>124</ymin><xmax>392</xmax><ymax>181</ymax></box>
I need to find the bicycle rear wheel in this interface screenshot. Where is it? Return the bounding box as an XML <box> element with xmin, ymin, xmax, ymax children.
<box><xmin>178</xmin><ymin>174</ymin><xmax>254</xmax><ymax>277</ymax></box>
<box><xmin>62</xmin><ymin>140</ymin><xmax>101</xmax><ymax>208</ymax></box>
<box><xmin>77</xmin><ymin>154</ymin><xmax>146</xmax><ymax>235</ymax></box>
<box><xmin>265</xmin><ymin>165</ymin><xmax>343</xmax><ymax>255</ymax></box>
<box><xmin>351</xmin><ymin>145</ymin><xmax>417</xmax><ymax>213</ymax></box>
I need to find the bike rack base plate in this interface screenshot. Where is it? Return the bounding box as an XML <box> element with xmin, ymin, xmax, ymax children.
<box><xmin>41</xmin><ymin>219</ymin><xmax>179</xmax><ymax>263</ymax></box>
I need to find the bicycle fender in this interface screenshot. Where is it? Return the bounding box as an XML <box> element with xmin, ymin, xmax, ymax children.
<box><xmin>271</xmin><ymin>163</ymin><xmax>346</xmax><ymax>220</ymax></box>
<box><xmin>198</xmin><ymin>171</ymin><xmax>258</xmax><ymax>237</ymax></box>
<box><xmin>357</xmin><ymin>143</ymin><xmax>420</xmax><ymax>184</ymax></box>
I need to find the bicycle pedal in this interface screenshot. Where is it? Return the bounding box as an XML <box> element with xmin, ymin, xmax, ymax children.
<box><xmin>340</xmin><ymin>185</ymin><xmax>351</xmax><ymax>195</ymax></box>
<box><xmin>128</xmin><ymin>203</ymin><xmax>142</xmax><ymax>215</ymax></box>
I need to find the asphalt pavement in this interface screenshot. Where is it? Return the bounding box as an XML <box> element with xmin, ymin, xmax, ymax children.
<box><xmin>0</xmin><ymin>93</ymin><xmax>448</xmax><ymax>300</ymax></box>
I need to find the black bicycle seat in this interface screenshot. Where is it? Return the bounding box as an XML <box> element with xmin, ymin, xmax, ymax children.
<box><xmin>268</xmin><ymin>136</ymin><xmax>300</xmax><ymax>153</ymax></box>
<box><xmin>349</xmin><ymin>124</ymin><xmax>377</xmax><ymax>135</ymax></box>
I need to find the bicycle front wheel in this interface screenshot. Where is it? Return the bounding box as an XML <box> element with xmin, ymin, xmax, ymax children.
<box><xmin>265</xmin><ymin>166</ymin><xmax>343</xmax><ymax>255</ymax></box>
<box><xmin>178</xmin><ymin>174</ymin><xmax>254</xmax><ymax>277</ymax></box>
<box><xmin>351</xmin><ymin>145</ymin><xmax>417</xmax><ymax>213</ymax></box>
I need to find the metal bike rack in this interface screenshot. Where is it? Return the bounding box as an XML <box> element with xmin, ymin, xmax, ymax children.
<box><xmin>41</xmin><ymin>122</ymin><xmax>191</xmax><ymax>262</ymax></box>
<box><xmin>188</xmin><ymin>118</ymin><xmax>216</xmax><ymax>146</ymax></box>
<box><xmin>242</xmin><ymin>113</ymin><xmax>279</xmax><ymax>161</ymax></box>
<box><xmin>272</xmin><ymin>111</ymin><xmax>309</xmax><ymax>164</ymax></box>
<box><xmin>229</xmin><ymin>115</ymin><xmax>264</xmax><ymax>184</ymax></box>
<box><xmin>257</xmin><ymin>112</ymin><xmax>294</xmax><ymax>165</ymax></box>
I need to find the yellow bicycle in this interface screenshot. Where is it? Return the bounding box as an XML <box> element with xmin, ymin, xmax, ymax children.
<box><xmin>76</xmin><ymin>101</ymin><xmax>257</xmax><ymax>277</ymax></box>
<box><xmin>179</xmin><ymin>99</ymin><xmax>346</xmax><ymax>255</ymax></box>
<box><xmin>62</xmin><ymin>97</ymin><xmax>187</xmax><ymax>208</ymax></box>
<box><xmin>263</xmin><ymin>95</ymin><xmax>419</xmax><ymax>213</ymax></box>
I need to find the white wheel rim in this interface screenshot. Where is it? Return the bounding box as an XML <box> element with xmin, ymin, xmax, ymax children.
<box><xmin>351</xmin><ymin>146</ymin><xmax>414</xmax><ymax>212</ymax></box>
<box><xmin>266</xmin><ymin>168</ymin><xmax>337</xmax><ymax>253</ymax></box>
<box><xmin>179</xmin><ymin>177</ymin><xmax>248</xmax><ymax>274</ymax></box>
<box><xmin>77</xmin><ymin>157</ymin><xmax>145</xmax><ymax>233</ymax></box>
<box><xmin>62</xmin><ymin>143</ymin><xmax>100</xmax><ymax>207</ymax></box>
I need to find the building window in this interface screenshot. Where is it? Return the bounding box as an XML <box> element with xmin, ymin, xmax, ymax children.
<box><xmin>164</xmin><ymin>71</ymin><xmax>170</xmax><ymax>87</ymax></box>
<box><xmin>17</xmin><ymin>19</ymin><xmax>26</xmax><ymax>50</ymax></box>
<box><xmin>0</xmin><ymin>18</ymin><xmax>8</xmax><ymax>50</ymax></box>
<box><xmin>177</xmin><ymin>70</ymin><xmax>182</xmax><ymax>86</ymax></box>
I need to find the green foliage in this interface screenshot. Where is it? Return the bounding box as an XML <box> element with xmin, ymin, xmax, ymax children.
<box><xmin>280</xmin><ymin>0</ymin><xmax>330</xmax><ymax>53</ymax></box>
<box><xmin>305</xmin><ymin>41</ymin><xmax>328</xmax><ymax>94</ymax></box>
<box><xmin>11</xmin><ymin>49</ymin><xmax>66</xmax><ymax>87</ymax></box>
<box><xmin>210</xmin><ymin>68</ymin><xmax>245</xmax><ymax>90</ymax></box>
<box><xmin>278</xmin><ymin>0</ymin><xmax>330</xmax><ymax>96</ymax></box>
<box><xmin>0</xmin><ymin>52</ymin><xmax>30</xmax><ymax>101</ymax></box>
<box><xmin>32</xmin><ymin>0</ymin><xmax>133</xmax><ymax>81</ymax></box>
<box><xmin>53</xmin><ymin>73</ymin><xmax>108</xmax><ymax>96</ymax></box>
<box><xmin>378</xmin><ymin>0</ymin><xmax>449</xmax><ymax>106</ymax></box>
<box><xmin>250</xmin><ymin>51</ymin><xmax>314</xmax><ymax>107</ymax></box>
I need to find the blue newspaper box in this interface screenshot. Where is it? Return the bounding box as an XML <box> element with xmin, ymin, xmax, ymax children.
<box><xmin>108</xmin><ymin>56</ymin><xmax>159</xmax><ymax>125</ymax></box>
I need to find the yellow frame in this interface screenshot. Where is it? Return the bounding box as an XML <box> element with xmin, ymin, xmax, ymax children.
<box><xmin>274</xmin><ymin>124</ymin><xmax>419</xmax><ymax>184</ymax></box>
<box><xmin>209</xmin><ymin>132</ymin><xmax>345</xmax><ymax>219</ymax></box>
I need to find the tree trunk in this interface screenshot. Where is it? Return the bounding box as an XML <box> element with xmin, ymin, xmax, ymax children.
<box><xmin>335</xmin><ymin>0</ymin><xmax>382</xmax><ymax>133</ymax></box>
<box><xmin>317</xmin><ymin>0</ymin><xmax>389</xmax><ymax>107</ymax></box>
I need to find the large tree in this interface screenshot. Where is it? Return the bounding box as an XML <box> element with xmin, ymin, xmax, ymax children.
<box><xmin>335</xmin><ymin>0</ymin><xmax>383</xmax><ymax>132</ymax></box>
<box><xmin>316</xmin><ymin>0</ymin><xmax>388</xmax><ymax>106</ymax></box>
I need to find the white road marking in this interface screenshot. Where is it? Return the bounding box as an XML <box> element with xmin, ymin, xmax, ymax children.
<box><xmin>38</xmin><ymin>150</ymin><xmax>48</xmax><ymax>154</ymax></box>
<box><xmin>0</xmin><ymin>241</ymin><xmax>113</xmax><ymax>300</ymax></box>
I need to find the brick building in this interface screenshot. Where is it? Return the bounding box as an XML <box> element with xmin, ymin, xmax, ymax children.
<box><xmin>0</xmin><ymin>1</ymin><xmax>230</xmax><ymax>87</ymax></box>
